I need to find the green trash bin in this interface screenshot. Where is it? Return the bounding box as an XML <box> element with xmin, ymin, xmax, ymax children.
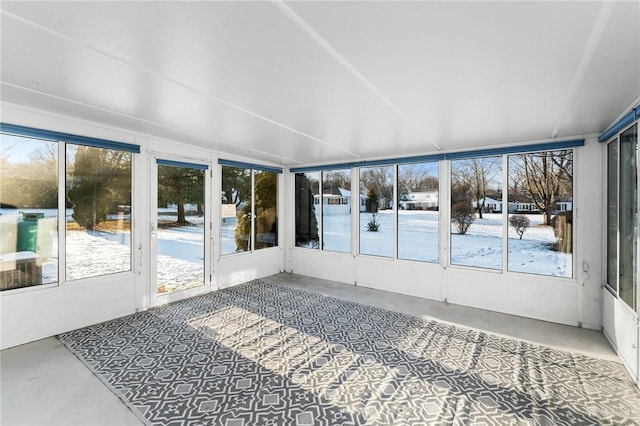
<box><xmin>17</xmin><ymin>213</ymin><xmax>44</xmax><ymax>252</ymax></box>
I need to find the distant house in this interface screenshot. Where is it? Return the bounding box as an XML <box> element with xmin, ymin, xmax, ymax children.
<box><xmin>508</xmin><ymin>199</ymin><xmax>572</xmax><ymax>214</ymax></box>
<box><xmin>474</xmin><ymin>197</ymin><xmax>573</xmax><ymax>214</ymax></box>
<box><xmin>476</xmin><ymin>197</ymin><xmax>502</xmax><ymax>213</ymax></box>
<box><xmin>314</xmin><ymin>188</ymin><xmax>360</xmax><ymax>215</ymax></box>
<box><xmin>555</xmin><ymin>201</ymin><xmax>573</xmax><ymax>212</ymax></box>
<box><xmin>359</xmin><ymin>194</ymin><xmax>367</xmax><ymax>212</ymax></box>
<box><xmin>399</xmin><ymin>191</ymin><xmax>438</xmax><ymax>210</ymax></box>
<box><xmin>508</xmin><ymin>201</ymin><xmax>539</xmax><ymax>214</ymax></box>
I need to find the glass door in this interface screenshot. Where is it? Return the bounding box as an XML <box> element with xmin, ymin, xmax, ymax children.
<box><xmin>151</xmin><ymin>158</ymin><xmax>210</xmax><ymax>302</ymax></box>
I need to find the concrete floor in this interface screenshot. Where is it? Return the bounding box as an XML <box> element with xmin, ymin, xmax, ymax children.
<box><xmin>1</xmin><ymin>273</ymin><xmax>620</xmax><ymax>426</ymax></box>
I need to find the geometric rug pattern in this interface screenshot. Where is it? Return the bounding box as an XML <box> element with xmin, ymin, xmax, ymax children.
<box><xmin>58</xmin><ymin>280</ymin><xmax>640</xmax><ymax>425</ymax></box>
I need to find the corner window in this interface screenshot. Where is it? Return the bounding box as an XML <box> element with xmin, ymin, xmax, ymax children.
<box><xmin>619</xmin><ymin>125</ymin><xmax>637</xmax><ymax>310</ymax></box>
<box><xmin>221</xmin><ymin>166</ymin><xmax>252</xmax><ymax>254</ymax></box>
<box><xmin>221</xmin><ymin>165</ymin><xmax>278</xmax><ymax>254</ymax></box>
<box><xmin>607</xmin><ymin>141</ymin><xmax>618</xmax><ymax>291</ymax></box>
<box><xmin>253</xmin><ymin>170</ymin><xmax>278</xmax><ymax>250</ymax></box>
<box><xmin>507</xmin><ymin>150</ymin><xmax>573</xmax><ymax>277</ymax></box>
<box><xmin>606</xmin><ymin>124</ymin><xmax>638</xmax><ymax>311</ymax></box>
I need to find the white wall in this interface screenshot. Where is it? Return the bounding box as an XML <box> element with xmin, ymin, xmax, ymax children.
<box><xmin>0</xmin><ymin>103</ymin><xmax>286</xmax><ymax>349</ymax></box>
<box><xmin>603</xmin><ymin>289</ymin><xmax>639</xmax><ymax>385</ymax></box>
<box><xmin>287</xmin><ymin>138</ymin><xmax>605</xmax><ymax>329</ymax></box>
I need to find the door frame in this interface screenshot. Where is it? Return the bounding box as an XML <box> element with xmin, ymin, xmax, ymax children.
<box><xmin>149</xmin><ymin>153</ymin><xmax>213</xmax><ymax>307</ymax></box>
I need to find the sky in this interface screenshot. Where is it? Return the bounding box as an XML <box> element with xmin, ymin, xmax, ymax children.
<box><xmin>1</xmin><ymin>134</ymin><xmax>57</xmax><ymax>164</ymax></box>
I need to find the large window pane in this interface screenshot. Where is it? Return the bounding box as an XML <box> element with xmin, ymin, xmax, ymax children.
<box><xmin>507</xmin><ymin>150</ymin><xmax>573</xmax><ymax>277</ymax></box>
<box><xmin>254</xmin><ymin>171</ymin><xmax>278</xmax><ymax>250</ymax></box>
<box><xmin>295</xmin><ymin>172</ymin><xmax>320</xmax><ymax>249</ymax></box>
<box><xmin>607</xmin><ymin>141</ymin><xmax>618</xmax><ymax>291</ymax></box>
<box><xmin>221</xmin><ymin>166</ymin><xmax>251</xmax><ymax>254</ymax></box>
<box><xmin>359</xmin><ymin>166</ymin><xmax>394</xmax><ymax>258</ymax></box>
<box><xmin>156</xmin><ymin>163</ymin><xmax>204</xmax><ymax>294</ymax></box>
<box><xmin>619</xmin><ymin>124</ymin><xmax>637</xmax><ymax>310</ymax></box>
<box><xmin>398</xmin><ymin>162</ymin><xmax>439</xmax><ymax>262</ymax></box>
<box><xmin>1</xmin><ymin>134</ymin><xmax>58</xmax><ymax>290</ymax></box>
<box><xmin>450</xmin><ymin>157</ymin><xmax>502</xmax><ymax>270</ymax></box>
<box><xmin>322</xmin><ymin>170</ymin><xmax>351</xmax><ymax>252</ymax></box>
<box><xmin>66</xmin><ymin>145</ymin><xmax>132</xmax><ymax>280</ymax></box>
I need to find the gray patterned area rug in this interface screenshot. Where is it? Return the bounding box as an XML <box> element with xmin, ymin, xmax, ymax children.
<box><xmin>58</xmin><ymin>280</ymin><xmax>640</xmax><ymax>425</ymax></box>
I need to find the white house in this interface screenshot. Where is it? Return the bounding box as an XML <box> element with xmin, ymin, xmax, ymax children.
<box><xmin>314</xmin><ymin>187</ymin><xmax>352</xmax><ymax>215</ymax></box>
<box><xmin>399</xmin><ymin>190</ymin><xmax>438</xmax><ymax>210</ymax></box>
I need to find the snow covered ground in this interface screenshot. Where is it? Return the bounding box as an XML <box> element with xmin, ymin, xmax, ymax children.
<box><xmin>66</xmin><ymin>229</ymin><xmax>131</xmax><ymax>281</ymax></box>
<box><xmin>356</xmin><ymin>210</ymin><xmax>570</xmax><ymax>277</ymax></box>
<box><xmin>221</xmin><ymin>217</ymin><xmax>241</xmax><ymax>255</ymax></box>
<box><xmin>2</xmin><ymin>207</ymin><xmax>571</xmax><ymax>293</ymax></box>
<box><xmin>156</xmin><ymin>213</ymin><xmax>205</xmax><ymax>294</ymax></box>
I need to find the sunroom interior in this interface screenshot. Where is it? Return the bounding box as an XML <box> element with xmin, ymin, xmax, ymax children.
<box><xmin>1</xmin><ymin>0</ymin><xmax>640</xmax><ymax>417</ymax></box>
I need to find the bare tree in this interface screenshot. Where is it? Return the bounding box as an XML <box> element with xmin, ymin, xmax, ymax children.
<box><xmin>398</xmin><ymin>164</ymin><xmax>431</xmax><ymax>194</ymax></box>
<box><xmin>451</xmin><ymin>157</ymin><xmax>501</xmax><ymax>219</ymax></box>
<box><xmin>360</xmin><ymin>166</ymin><xmax>393</xmax><ymax>210</ymax></box>
<box><xmin>515</xmin><ymin>150</ymin><xmax>572</xmax><ymax>225</ymax></box>
<box><xmin>323</xmin><ymin>170</ymin><xmax>350</xmax><ymax>194</ymax></box>
<box><xmin>509</xmin><ymin>214</ymin><xmax>530</xmax><ymax>239</ymax></box>
<box><xmin>451</xmin><ymin>181</ymin><xmax>475</xmax><ymax>234</ymax></box>
<box><xmin>418</xmin><ymin>176</ymin><xmax>439</xmax><ymax>191</ymax></box>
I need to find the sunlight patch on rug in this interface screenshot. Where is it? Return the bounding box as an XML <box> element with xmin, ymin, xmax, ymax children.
<box><xmin>58</xmin><ymin>280</ymin><xmax>640</xmax><ymax>425</ymax></box>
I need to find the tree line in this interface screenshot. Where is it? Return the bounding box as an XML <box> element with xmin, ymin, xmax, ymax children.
<box><xmin>1</xmin><ymin>144</ymin><xmax>132</xmax><ymax>230</ymax></box>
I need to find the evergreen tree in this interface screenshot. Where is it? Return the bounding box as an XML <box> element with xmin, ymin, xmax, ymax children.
<box><xmin>366</xmin><ymin>188</ymin><xmax>379</xmax><ymax>213</ymax></box>
<box><xmin>222</xmin><ymin>166</ymin><xmax>251</xmax><ymax>206</ymax></box>
<box><xmin>294</xmin><ymin>173</ymin><xmax>319</xmax><ymax>247</ymax></box>
<box><xmin>66</xmin><ymin>147</ymin><xmax>131</xmax><ymax>229</ymax></box>
<box><xmin>451</xmin><ymin>181</ymin><xmax>475</xmax><ymax>234</ymax></box>
<box><xmin>157</xmin><ymin>165</ymin><xmax>204</xmax><ymax>225</ymax></box>
<box><xmin>235</xmin><ymin>171</ymin><xmax>278</xmax><ymax>250</ymax></box>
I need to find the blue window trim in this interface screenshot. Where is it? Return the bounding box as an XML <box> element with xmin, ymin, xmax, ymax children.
<box><xmin>291</xmin><ymin>154</ymin><xmax>444</xmax><ymax>173</ymax></box>
<box><xmin>218</xmin><ymin>159</ymin><xmax>283</xmax><ymax>174</ymax></box>
<box><xmin>157</xmin><ymin>159</ymin><xmax>209</xmax><ymax>170</ymax></box>
<box><xmin>357</xmin><ymin>153</ymin><xmax>445</xmax><ymax>168</ymax></box>
<box><xmin>0</xmin><ymin>123</ymin><xmax>141</xmax><ymax>153</ymax></box>
<box><xmin>291</xmin><ymin>140</ymin><xmax>583</xmax><ymax>172</ymax></box>
<box><xmin>290</xmin><ymin>162</ymin><xmax>355</xmax><ymax>173</ymax></box>
<box><xmin>445</xmin><ymin>139</ymin><xmax>584</xmax><ymax>160</ymax></box>
<box><xmin>599</xmin><ymin>104</ymin><xmax>640</xmax><ymax>142</ymax></box>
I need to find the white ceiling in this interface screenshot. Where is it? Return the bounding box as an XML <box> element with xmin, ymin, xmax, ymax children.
<box><xmin>1</xmin><ymin>1</ymin><xmax>639</xmax><ymax>167</ymax></box>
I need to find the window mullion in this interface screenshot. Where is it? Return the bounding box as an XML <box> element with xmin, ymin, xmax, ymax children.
<box><xmin>352</xmin><ymin>168</ymin><xmax>359</xmax><ymax>257</ymax></box>
<box><xmin>251</xmin><ymin>170</ymin><xmax>255</xmax><ymax>252</ymax></box>
<box><xmin>393</xmin><ymin>164</ymin><xmax>398</xmax><ymax>260</ymax></box>
<box><xmin>502</xmin><ymin>154</ymin><xmax>509</xmax><ymax>274</ymax></box>
<box><xmin>59</xmin><ymin>141</ymin><xmax>66</xmax><ymax>285</ymax></box>
<box><xmin>319</xmin><ymin>171</ymin><xmax>323</xmax><ymax>251</ymax></box>
<box><xmin>441</xmin><ymin>160</ymin><xmax>450</xmax><ymax>269</ymax></box>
